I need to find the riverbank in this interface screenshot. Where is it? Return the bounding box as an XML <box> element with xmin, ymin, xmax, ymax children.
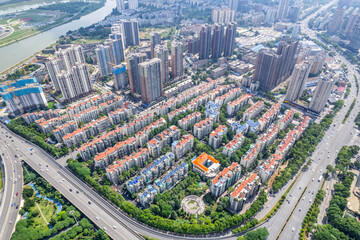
<box><xmin>0</xmin><ymin>0</ymin><xmax>115</xmax><ymax>73</ymax></box>
<box><xmin>0</xmin><ymin>2</ymin><xmax>103</xmax><ymax>48</ymax></box>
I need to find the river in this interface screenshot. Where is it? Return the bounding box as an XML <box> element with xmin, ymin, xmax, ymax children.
<box><xmin>0</xmin><ymin>0</ymin><xmax>115</xmax><ymax>73</ymax></box>
<box><xmin>0</xmin><ymin>0</ymin><xmax>101</xmax><ymax>15</ymax></box>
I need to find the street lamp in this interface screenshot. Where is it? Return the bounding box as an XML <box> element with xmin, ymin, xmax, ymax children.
<box><xmin>69</xmin><ymin>210</ymin><xmax>78</xmax><ymax>224</ymax></box>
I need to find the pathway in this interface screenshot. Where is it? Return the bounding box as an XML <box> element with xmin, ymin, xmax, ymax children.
<box><xmin>35</xmin><ymin>202</ymin><xmax>49</xmax><ymax>225</ymax></box>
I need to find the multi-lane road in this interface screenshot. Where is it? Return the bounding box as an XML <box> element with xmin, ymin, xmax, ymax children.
<box><xmin>0</xmin><ymin>125</ymin><xmax>145</xmax><ymax>240</ymax></box>
<box><xmin>0</xmin><ymin>134</ymin><xmax>23</xmax><ymax>239</ymax></box>
<box><xmin>1</xmin><ymin>1</ymin><xmax>358</xmax><ymax>239</ymax></box>
<box><xmin>264</xmin><ymin>3</ymin><xmax>360</xmax><ymax>238</ymax></box>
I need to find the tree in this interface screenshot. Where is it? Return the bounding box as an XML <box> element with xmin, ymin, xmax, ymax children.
<box><xmin>23</xmin><ymin>198</ymin><xmax>35</xmax><ymax>211</ymax></box>
<box><xmin>240</xmin><ymin>227</ymin><xmax>269</xmax><ymax>240</ymax></box>
<box><xmin>94</xmin><ymin>229</ymin><xmax>110</xmax><ymax>240</ymax></box>
<box><xmin>23</xmin><ymin>186</ymin><xmax>34</xmax><ymax>199</ymax></box>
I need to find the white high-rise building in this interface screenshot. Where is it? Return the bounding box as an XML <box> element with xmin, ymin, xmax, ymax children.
<box><xmin>46</xmin><ymin>45</ymin><xmax>86</xmax><ymax>93</ymax></box>
<box><xmin>309</xmin><ymin>76</ymin><xmax>335</xmax><ymax>113</ymax></box>
<box><xmin>285</xmin><ymin>61</ymin><xmax>312</xmax><ymax>102</ymax></box>
<box><xmin>45</xmin><ymin>58</ymin><xmax>65</xmax><ymax>92</ymax></box>
<box><xmin>116</xmin><ymin>0</ymin><xmax>125</xmax><ymax>11</ymax></box>
<box><xmin>139</xmin><ymin>58</ymin><xmax>163</xmax><ymax>104</ymax></box>
<box><xmin>57</xmin><ymin>63</ymin><xmax>92</xmax><ymax>101</ymax></box>
<box><xmin>212</xmin><ymin>8</ymin><xmax>235</xmax><ymax>24</ymax></box>
<box><xmin>171</xmin><ymin>41</ymin><xmax>184</xmax><ymax>78</ymax></box>
<box><xmin>154</xmin><ymin>45</ymin><xmax>169</xmax><ymax>84</ymax></box>
<box><xmin>111</xmin><ymin>20</ymin><xmax>139</xmax><ymax>47</ymax></box>
<box><xmin>277</xmin><ymin>0</ymin><xmax>290</xmax><ymax>19</ymax></box>
<box><xmin>129</xmin><ymin>0</ymin><xmax>138</xmax><ymax>9</ymax></box>
<box><xmin>55</xmin><ymin>45</ymin><xmax>85</xmax><ymax>71</ymax></box>
<box><xmin>95</xmin><ymin>45</ymin><xmax>112</xmax><ymax>77</ymax></box>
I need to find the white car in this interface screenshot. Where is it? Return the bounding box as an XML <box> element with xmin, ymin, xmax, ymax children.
<box><xmin>113</xmin><ymin>226</ymin><xmax>117</xmax><ymax>229</ymax></box>
<box><xmin>95</xmin><ymin>217</ymin><xmax>99</xmax><ymax>220</ymax></box>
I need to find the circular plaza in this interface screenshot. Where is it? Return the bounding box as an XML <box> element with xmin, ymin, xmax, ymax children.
<box><xmin>181</xmin><ymin>195</ymin><xmax>205</xmax><ymax>215</ymax></box>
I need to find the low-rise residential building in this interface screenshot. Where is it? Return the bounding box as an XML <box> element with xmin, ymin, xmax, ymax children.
<box><xmin>223</xmin><ymin>133</ymin><xmax>244</xmax><ymax>157</ymax></box>
<box><xmin>194</xmin><ymin>118</ymin><xmax>213</xmax><ymax>140</ymax></box>
<box><xmin>230</xmin><ymin>173</ymin><xmax>261</xmax><ymax>212</ymax></box>
<box><xmin>147</xmin><ymin>125</ymin><xmax>181</xmax><ymax>157</ymax></box>
<box><xmin>36</xmin><ymin>118</ymin><xmax>58</xmax><ymax>134</ymax></box>
<box><xmin>63</xmin><ymin>117</ymin><xmax>112</xmax><ymax>147</ymax></box>
<box><xmin>126</xmin><ymin>152</ymin><xmax>175</xmax><ymax>194</ymax></box>
<box><xmin>209</xmin><ymin>125</ymin><xmax>228</xmax><ymax>149</ymax></box>
<box><xmin>138</xmin><ymin>185</ymin><xmax>158</xmax><ymax>207</ymax></box>
<box><xmin>154</xmin><ymin>162</ymin><xmax>189</xmax><ymax>193</ymax></box>
<box><xmin>53</xmin><ymin>120</ymin><xmax>77</xmax><ymax>143</ymax></box>
<box><xmin>66</xmin><ymin>92</ymin><xmax>114</xmax><ymax>118</ymax></box>
<box><xmin>94</xmin><ymin>137</ymin><xmax>138</xmax><ymax>168</ymax></box>
<box><xmin>227</xmin><ymin>94</ymin><xmax>252</xmax><ymax>116</ymax></box>
<box><xmin>79</xmin><ymin>127</ymin><xmax>125</xmax><ymax>160</ymax></box>
<box><xmin>124</xmin><ymin>113</ymin><xmax>153</xmax><ymax>136</ymax></box>
<box><xmin>276</xmin><ymin>116</ymin><xmax>310</xmax><ymax>158</ymax></box>
<box><xmin>275</xmin><ymin>129</ymin><xmax>298</xmax><ymax>159</ymax></box>
<box><xmin>138</xmin><ymin>162</ymin><xmax>189</xmax><ymax>207</ymax></box>
<box><xmin>205</xmin><ymin>101</ymin><xmax>221</xmax><ymax>122</ymax></box>
<box><xmin>178</xmin><ymin>112</ymin><xmax>201</xmax><ymax>130</ymax></box>
<box><xmin>240</xmin><ymin>144</ymin><xmax>260</xmax><ymax>168</ymax></box>
<box><xmin>231</xmin><ymin>122</ymin><xmax>249</xmax><ymax>135</ymax></box>
<box><xmin>167</xmin><ymin>106</ymin><xmax>187</xmax><ymax>122</ymax></box>
<box><xmin>98</xmin><ymin>96</ymin><xmax>123</xmax><ymax>115</ymax></box>
<box><xmin>36</xmin><ymin>114</ymin><xmax>70</xmax><ymax>134</ymax></box>
<box><xmin>210</xmin><ymin>162</ymin><xmax>241</xmax><ymax>198</ymax></box>
<box><xmin>106</xmin><ymin>148</ymin><xmax>149</xmax><ymax>185</ymax></box>
<box><xmin>187</xmin><ymin>94</ymin><xmax>210</xmax><ymax>112</ymax></box>
<box><xmin>73</xmin><ymin>106</ymin><xmax>99</xmax><ymax>125</ymax></box>
<box><xmin>208</xmin><ymin>85</ymin><xmax>228</xmax><ymax>101</ymax></box>
<box><xmin>278</xmin><ymin>109</ymin><xmax>295</xmax><ymax>130</ymax></box>
<box><xmin>108</xmin><ymin>104</ymin><xmax>133</xmax><ymax>125</ymax></box>
<box><xmin>242</xmin><ymin>101</ymin><xmax>264</xmax><ymax>122</ymax></box>
<box><xmin>135</xmin><ymin>118</ymin><xmax>167</xmax><ymax>147</ymax></box>
<box><xmin>23</xmin><ymin>109</ymin><xmax>60</xmax><ymax>124</ymax></box>
<box><xmin>215</xmin><ymin>88</ymin><xmax>242</xmax><ymax>106</ymax></box>
<box><xmin>258</xmin><ymin>103</ymin><xmax>280</xmax><ymax>132</ymax></box>
<box><xmin>256</xmin><ymin>124</ymin><xmax>279</xmax><ymax>151</ymax></box>
<box><xmin>258</xmin><ymin>154</ymin><xmax>281</xmax><ymax>183</ymax></box>
<box><xmin>172</xmin><ymin>134</ymin><xmax>194</xmax><ymax>159</ymax></box>
<box><xmin>192</xmin><ymin>153</ymin><xmax>220</xmax><ymax>179</ymax></box>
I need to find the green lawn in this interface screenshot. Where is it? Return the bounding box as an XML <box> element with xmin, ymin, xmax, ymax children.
<box><xmin>30</xmin><ymin>199</ymin><xmax>56</xmax><ymax>227</ymax></box>
<box><xmin>0</xmin><ymin>28</ymin><xmax>37</xmax><ymax>47</ymax></box>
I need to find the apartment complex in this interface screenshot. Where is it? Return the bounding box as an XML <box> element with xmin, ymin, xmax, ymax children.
<box><xmin>230</xmin><ymin>173</ymin><xmax>261</xmax><ymax>212</ymax></box>
<box><xmin>209</xmin><ymin>125</ymin><xmax>228</xmax><ymax>149</ymax></box>
<box><xmin>171</xmin><ymin>134</ymin><xmax>194</xmax><ymax>159</ymax></box>
<box><xmin>194</xmin><ymin>118</ymin><xmax>213</xmax><ymax>140</ymax></box>
<box><xmin>210</xmin><ymin>162</ymin><xmax>241</xmax><ymax>198</ymax></box>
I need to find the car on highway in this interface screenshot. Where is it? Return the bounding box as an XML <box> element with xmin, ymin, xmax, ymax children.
<box><xmin>95</xmin><ymin>217</ymin><xmax>99</xmax><ymax>220</ymax></box>
<box><xmin>113</xmin><ymin>226</ymin><xmax>117</xmax><ymax>229</ymax></box>
<box><xmin>88</xmin><ymin>201</ymin><xmax>91</xmax><ymax>205</ymax></box>
<box><xmin>16</xmin><ymin>192</ymin><xmax>18</xmax><ymax>196</ymax></box>
<box><xmin>103</xmin><ymin>227</ymin><xmax>107</xmax><ymax>231</ymax></box>
<box><xmin>69</xmin><ymin>189</ymin><xmax>72</xmax><ymax>192</ymax></box>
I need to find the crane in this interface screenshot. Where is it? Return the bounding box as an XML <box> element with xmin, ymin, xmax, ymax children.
<box><xmin>6</xmin><ymin>83</ymin><xmax>23</xmax><ymax>114</ymax></box>
<box><xmin>42</xmin><ymin>74</ymin><xmax>49</xmax><ymax>84</ymax></box>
